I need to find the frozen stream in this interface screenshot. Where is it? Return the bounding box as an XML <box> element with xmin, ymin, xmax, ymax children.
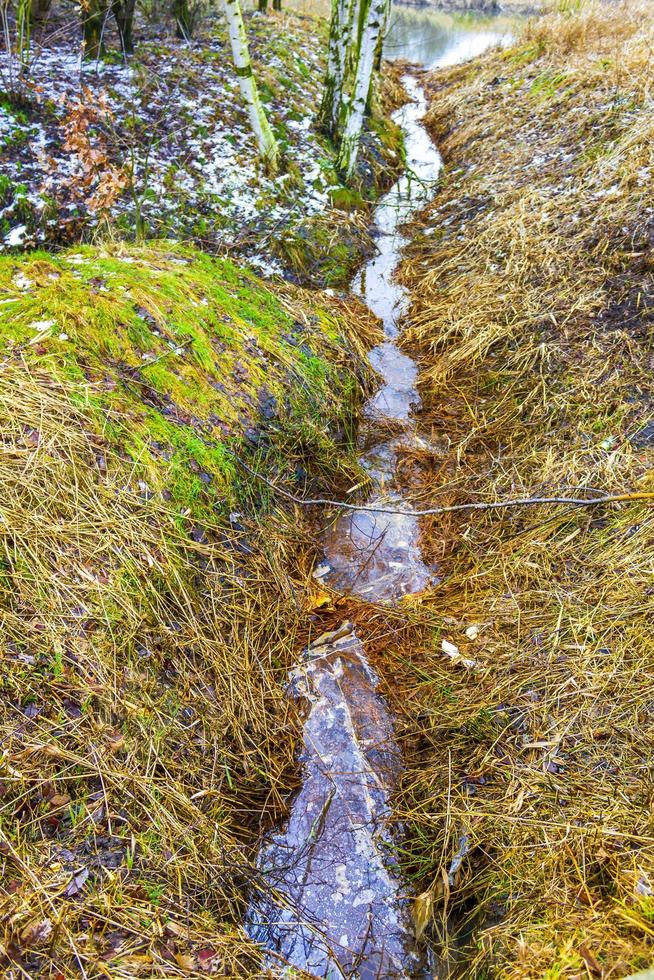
<box><xmin>248</xmin><ymin>12</ymin><xmax>517</xmax><ymax>978</ymax></box>
<box><xmin>321</xmin><ymin>75</ymin><xmax>441</xmax><ymax>605</ymax></box>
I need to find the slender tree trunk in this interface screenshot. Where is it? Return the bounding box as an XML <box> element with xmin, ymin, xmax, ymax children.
<box><xmin>373</xmin><ymin>0</ymin><xmax>389</xmax><ymax>72</ymax></box>
<box><xmin>318</xmin><ymin>0</ymin><xmax>355</xmax><ymax>138</ymax></box>
<box><xmin>81</xmin><ymin>0</ymin><xmax>109</xmax><ymax>59</ymax></box>
<box><xmin>258</xmin><ymin>0</ymin><xmax>268</xmax><ymax>11</ymax></box>
<box><xmin>337</xmin><ymin>0</ymin><xmax>363</xmax><ymax>132</ymax></box>
<box><xmin>30</xmin><ymin>0</ymin><xmax>52</xmax><ymax>24</ymax></box>
<box><xmin>336</xmin><ymin>0</ymin><xmax>386</xmax><ymax>180</ymax></box>
<box><xmin>272</xmin><ymin>0</ymin><xmax>281</xmax><ymax>9</ymax></box>
<box><xmin>221</xmin><ymin>0</ymin><xmax>278</xmax><ymax>173</ymax></box>
<box><xmin>172</xmin><ymin>0</ymin><xmax>193</xmax><ymax>38</ymax></box>
<box><xmin>112</xmin><ymin>0</ymin><xmax>136</xmax><ymax>53</ymax></box>
<box><xmin>367</xmin><ymin>0</ymin><xmax>389</xmax><ymax>114</ymax></box>
<box><xmin>17</xmin><ymin>0</ymin><xmax>31</xmax><ymax>72</ymax></box>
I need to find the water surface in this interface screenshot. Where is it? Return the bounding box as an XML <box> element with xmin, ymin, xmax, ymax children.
<box><xmin>322</xmin><ymin>75</ymin><xmax>440</xmax><ymax>602</ymax></box>
<box><xmin>248</xmin><ymin>625</ymin><xmax>411</xmax><ymax>978</ymax></box>
<box><xmin>283</xmin><ymin>0</ymin><xmax>517</xmax><ymax>69</ymax></box>
<box><xmin>384</xmin><ymin>6</ymin><xmax>515</xmax><ymax>69</ymax></box>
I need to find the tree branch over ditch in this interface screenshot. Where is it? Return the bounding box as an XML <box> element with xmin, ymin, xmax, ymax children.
<box><xmin>232</xmin><ymin>455</ymin><xmax>654</xmax><ymax>517</ymax></box>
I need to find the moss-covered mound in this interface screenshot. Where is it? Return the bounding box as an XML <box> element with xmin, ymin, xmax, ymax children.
<box><xmin>0</xmin><ymin>242</ymin><xmax>377</xmax><ymax>977</ymax></box>
<box><xmin>0</xmin><ymin>242</ymin><xmax>373</xmax><ymax>506</ymax></box>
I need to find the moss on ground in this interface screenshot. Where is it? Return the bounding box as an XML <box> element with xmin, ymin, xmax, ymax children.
<box><xmin>0</xmin><ymin>242</ymin><xmax>372</xmax><ymax>511</ymax></box>
<box><xmin>0</xmin><ymin>241</ymin><xmax>379</xmax><ymax>976</ymax></box>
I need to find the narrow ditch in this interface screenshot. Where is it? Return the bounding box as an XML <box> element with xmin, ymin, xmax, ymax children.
<box><xmin>247</xmin><ymin>19</ymin><xmax>515</xmax><ymax>977</ymax></box>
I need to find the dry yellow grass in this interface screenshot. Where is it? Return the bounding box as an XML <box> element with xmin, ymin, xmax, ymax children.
<box><xmin>0</xmin><ymin>244</ymin><xmax>379</xmax><ymax>977</ymax></box>
<box><xmin>0</xmin><ymin>364</ymin><xmax>289</xmax><ymax>977</ymax></box>
<box><xmin>377</xmin><ymin>1</ymin><xmax>654</xmax><ymax>976</ymax></box>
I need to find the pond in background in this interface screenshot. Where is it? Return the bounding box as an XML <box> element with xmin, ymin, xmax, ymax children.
<box><xmin>281</xmin><ymin>0</ymin><xmax>520</xmax><ymax>71</ymax></box>
<box><xmin>384</xmin><ymin>4</ymin><xmax>518</xmax><ymax>69</ymax></box>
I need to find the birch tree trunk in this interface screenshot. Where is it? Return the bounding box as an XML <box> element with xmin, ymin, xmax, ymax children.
<box><xmin>112</xmin><ymin>0</ymin><xmax>136</xmax><ymax>53</ymax></box>
<box><xmin>336</xmin><ymin>0</ymin><xmax>387</xmax><ymax>180</ymax></box>
<box><xmin>338</xmin><ymin>0</ymin><xmax>363</xmax><ymax>131</ymax></box>
<box><xmin>373</xmin><ymin>0</ymin><xmax>390</xmax><ymax>74</ymax></box>
<box><xmin>367</xmin><ymin>0</ymin><xmax>390</xmax><ymax>113</ymax></box>
<box><xmin>318</xmin><ymin>0</ymin><xmax>354</xmax><ymax>138</ymax></box>
<box><xmin>221</xmin><ymin>0</ymin><xmax>279</xmax><ymax>173</ymax></box>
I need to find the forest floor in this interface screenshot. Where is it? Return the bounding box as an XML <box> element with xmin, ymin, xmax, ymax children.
<box><xmin>361</xmin><ymin>0</ymin><xmax>654</xmax><ymax>976</ymax></box>
<box><xmin>0</xmin><ymin>8</ymin><xmax>402</xmax><ymax>283</ymax></box>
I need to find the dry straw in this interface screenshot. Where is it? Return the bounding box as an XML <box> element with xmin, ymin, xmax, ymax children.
<box><xmin>0</xmin><ymin>245</ymin><xmax>379</xmax><ymax>977</ymax></box>
<box><xmin>372</xmin><ymin>1</ymin><xmax>654</xmax><ymax>976</ymax></box>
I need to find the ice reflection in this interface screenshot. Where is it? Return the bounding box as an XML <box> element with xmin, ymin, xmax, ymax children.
<box><xmin>322</xmin><ymin>76</ymin><xmax>439</xmax><ymax>602</ymax></box>
<box><xmin>247</xmin><ymin>626</ymin><xmax>414</xmax><ymax>978</ymax></box>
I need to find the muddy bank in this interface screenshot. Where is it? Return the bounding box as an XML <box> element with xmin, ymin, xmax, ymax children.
<box><xmin>386</xmin><ymin>1</ymin><xmax>654</xmax><ymax>977</ymax></box>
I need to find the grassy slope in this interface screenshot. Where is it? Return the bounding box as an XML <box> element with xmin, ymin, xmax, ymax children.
<box><xmin>391</xmin><ymin>2</ymin><xmax>654</xmax><ymax>977</ymax></box>
<box><xmin>0</xmin><ymin>242</ymin><xmax>379</xmax><ymax>977</ymax></box>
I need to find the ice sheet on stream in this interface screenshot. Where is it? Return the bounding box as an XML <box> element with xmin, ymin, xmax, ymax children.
<box><xmin>247</xmin><ymin>626</ymin><xmax>416</xmax><ymax>979</ymax></box>
<box><xmin>248</xmin><ymin>75</ymin><xmax>443</xmax><ymax>977</ymax></box>
<box><xmin>320</xmin><ymin>500</ymin><xmax>433</xmax><ymax>601</ymax></box>
<box><xmin>352</xmin><ymin>77</ymin><xmax>442</xmax><ymax>337</ymax></box>
<box><xmin>321</xmin><ymin>315</ymin><xmax>434</xmax><ymax>603</ymax></box>
<box><xmin>319</xmin><ymin>433</ymin><xmax>438</xmax><ymax>601</ymax></box>
<box><xmin>365</xmin><ymin>343</ymin><xmax>420</xmax><ymax>422</ymax></box>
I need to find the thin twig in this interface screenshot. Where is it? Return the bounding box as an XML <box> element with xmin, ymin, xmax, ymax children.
<box><xmin>140</xmin><ymin>339</ymin><xmax>193</xmax><ymax>369</ymax></box>
<box><xmin>231</xmin><ymin>454</ymin><xmax>654</xmax><ymax>517</ymax></box>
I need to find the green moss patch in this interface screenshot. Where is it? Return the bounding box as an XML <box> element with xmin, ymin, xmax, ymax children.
<box><xmin>0</xmin><ymin>241</ymin><xmax>369</xmax><ymax>513</ymax></box>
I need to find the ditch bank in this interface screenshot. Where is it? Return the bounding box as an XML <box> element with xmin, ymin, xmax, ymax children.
<box><xmin>0</xmin><ymin>241</ymin><xmax>382</xmax><ymax>977</ymax></box>
<box><xmin>387</xmin><ymin>1</ymin><xmax>654</xmax><ymax>977</ymax></box>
